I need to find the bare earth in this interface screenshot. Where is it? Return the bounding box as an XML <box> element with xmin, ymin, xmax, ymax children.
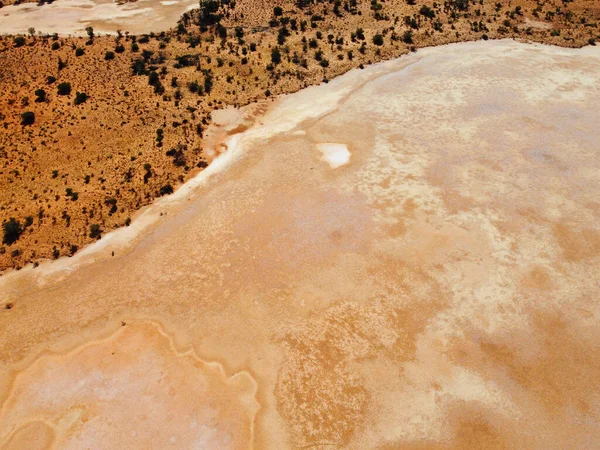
<box><xmin>1</xmin><ymin>0</ymin><xmax>599</xmax><ymax>271</ymax></box>
<box><xmin>0</xmin><ymin>0</ymin><xmax>199</xmax><ymax>35</ymax></box>
<box><xmin>1</xmin><ymin>40</ymin><xmax>599</xmax><ymax>448</ymax></box>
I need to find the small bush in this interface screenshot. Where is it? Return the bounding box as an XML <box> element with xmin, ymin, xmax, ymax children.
<box><xmin>159</xmin><ymin>184</ymin><xmax>173</xmax><ymax>196</ymax></box>
<box><xmin>34</xmin><ymin>89</ymin><xmax>46</xmax><ymax>102</ymax></box>
<box><xmin>57</xmin><ymin>82</ymin><xmax>71</xmax><ymax>95</ymax></box>
<box><xmin>204</xmin><ymin>71</ymin><xmax>213</xmax><ymax>94</ymax></box>
<box><xmin>188</xmin><ymin>80</ymin><xmax>201</xmax><ymax>93</ymax></box>
<box><xmin>89</xmin><ymin>224</ymin><xmax>102</xmax><ymax>239</ymax></box>
<box><xmin>104</xmin><ymin>51</ymin><xmax>115</xmax><ymax>60</ymax></box>
<box><xmin>2</xmin><ymin>218</ymin><xmax>22</xmax><ymax>245</ymax></box>
<box><xmin>271</xmin><ymin>47</ymin><xmax>282</xmax><ymax>64</ymax></box>
<box><xmin>131</xmin><ymin>58</ymin><xmax>146</xmax><ymax>75</ymax></box>
<box><xmin>13</xmin><ymin>36</ymin><xmax>26</xmax><ymax>47</ymax></box>
<box><xmin>75</xmin><ymin>47</ymin><xmax>84</xmax><ymax>56</ymax></box>
<box><xmin>373</xmin><ymin>34</ymin><xmax>384</xmax><ymax>46</ymax></box>
<box><xmin>74</xmin><ymin>92</ymin><xmax>87</xmax><ymax>105</ymax></box>
<box><xmin>419</xmin><ymin>5</ymin><xmax>435</xmax><ymax>19</ymax></box>
<box><xmin>20</xmin><ymin>111</ymin><xmax>35</xmax><ymax>125</ymax></box>
<box><xmin>142</xmin><ymin>49</ymin><xmax>153</xmax><ymax>61</ymax></box>
<box><xmin>148</xmin><ymin>71</ymin><xmax>159</xmax><ymax>86</ymax></box>
<box><xmin>46</xmin><ymin>75</ymin><xmax>57</xmax><ymax>84</ymax></box>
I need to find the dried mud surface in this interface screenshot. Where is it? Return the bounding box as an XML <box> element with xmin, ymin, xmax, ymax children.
<box><xmin>0</xmin><ymin>0</ymin><xmax>199</xmax><ymax>35</ymax></box>
<box><xmin>1</xmin><ymin>0</ymin><xmax>599</xmax><ymax>270</ymax></box>
<box><xmin>1</xmin><ymin>40</ymin><xmax>600</xmax><ymax>448</ymax></box>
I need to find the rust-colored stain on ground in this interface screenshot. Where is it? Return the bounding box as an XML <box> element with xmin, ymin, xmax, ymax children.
<box><xmin>1</xmin><ymin>41</ymin><xmax>599</xmax><ymax>449</ymax></box>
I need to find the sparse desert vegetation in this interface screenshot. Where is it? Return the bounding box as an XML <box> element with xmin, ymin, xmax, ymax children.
<box><xmin>0</xmin><ymin>0</ymin><xmax>599</xmax><ymax>270</ymax></box>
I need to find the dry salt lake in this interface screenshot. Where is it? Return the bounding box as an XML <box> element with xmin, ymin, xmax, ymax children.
<box><xmin>1</xmin><ymin>40</ymin><xmax>599</xmax><ymax>449</ymax></box>
<box><xmin>0</xmin><ymin>0</ymin><xmax>198</xmax><ymax>35</ymax></box>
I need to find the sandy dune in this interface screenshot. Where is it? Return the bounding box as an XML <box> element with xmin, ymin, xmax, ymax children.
<box><xmin>1</xmin><ymin>40</ymin><xmax>599</xmax><ymax>448</ymax></box>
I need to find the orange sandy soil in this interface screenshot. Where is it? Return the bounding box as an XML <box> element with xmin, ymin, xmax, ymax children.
<box><xmin>1</xmin><ymin>0</ymin><xmax>599</xmax><ymax>271</ymax></box>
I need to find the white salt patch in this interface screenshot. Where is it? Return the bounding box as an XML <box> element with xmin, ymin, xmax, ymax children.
<box><xmin>317</xmin><ymin>143</ymin><xmax>351</xmax><ymax>169</ymax></box>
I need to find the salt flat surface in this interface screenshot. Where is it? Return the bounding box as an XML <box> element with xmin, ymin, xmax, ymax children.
<box><xmin>0</xmin><ymin>0</ymin><xmax>198</xmax><ymax>35</ymax></box>
<box><xmin>1</xmin><ymin>41</ymin><xmax>599</xmax><ymax>449</ymax></box>
<box><xmin>317</xmin><ymin>143</ymin><xmax>351</xmax><ymax>169</ymax></box>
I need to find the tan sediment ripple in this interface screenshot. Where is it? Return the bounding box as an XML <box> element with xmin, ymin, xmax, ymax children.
<box><xmin>1</xmin><ymin>41</ymin><xmax>600</xmax><ymax>448</ymax></box>
<box><xmin>0</xmin><ymin>322</ymin><xmax>258</xmax><ymax>449</ymax></box>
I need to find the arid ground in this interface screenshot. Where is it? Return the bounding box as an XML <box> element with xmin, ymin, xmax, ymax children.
<box><xmin>1</xmin><ymin>40</ymin><xmax>599</xmax><ymax>449</ymax></box>
<box><xmin>1</xmin><ymin>0</ymin><xmax>599</xmax><ymax>270</ymax></box>
<box><xmin>0</xmin><ymin>0</ymin><xmax>200</xmax><ymax>35</ymax></box>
